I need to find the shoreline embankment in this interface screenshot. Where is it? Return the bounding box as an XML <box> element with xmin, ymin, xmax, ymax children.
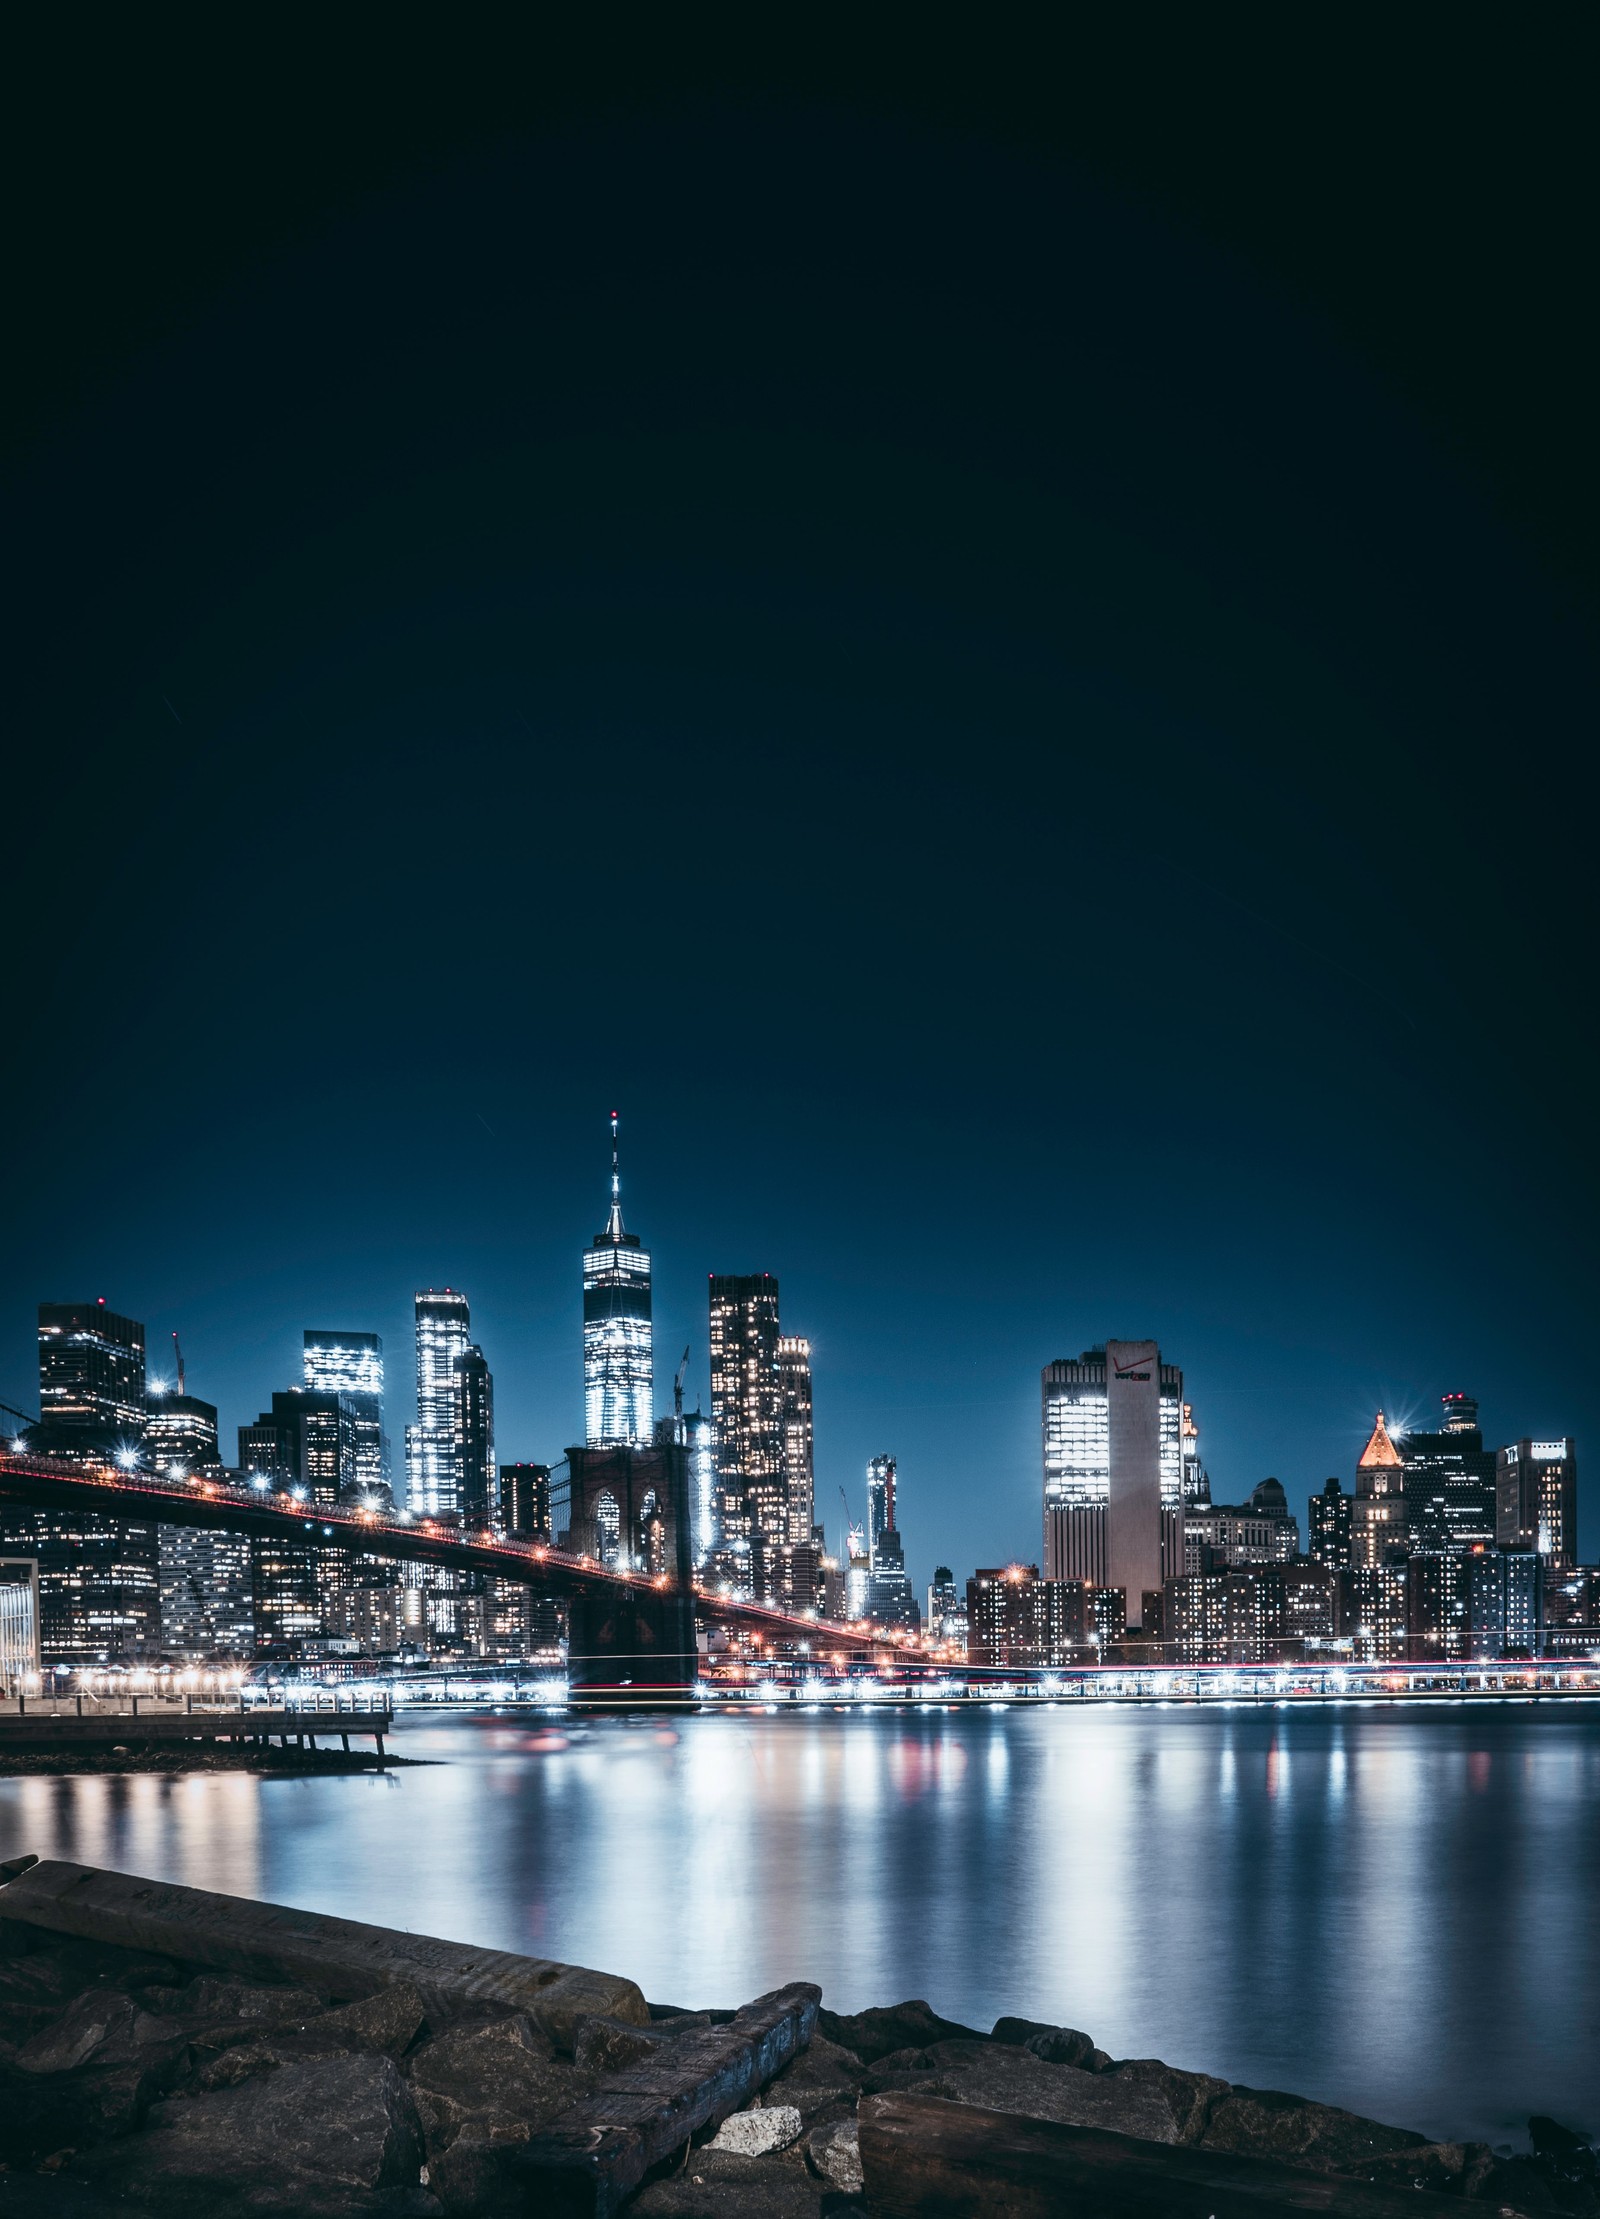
<box><xmin>0</xmin><ymin>1855</ymin><xmax>1594</xmax><ymax>2217</ymax></box>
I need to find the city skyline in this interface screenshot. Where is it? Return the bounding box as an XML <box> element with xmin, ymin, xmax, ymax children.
<box><xmin>4</xmin><ymin>1207</ymin><xmax>1588</xmax><ymax>1603</ymax></box>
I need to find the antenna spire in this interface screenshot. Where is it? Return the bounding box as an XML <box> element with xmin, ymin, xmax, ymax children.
<box><xmin>606</xmin><ymin>1110</ymin><xmax>625</xmax><ymax>1239</ymax></box>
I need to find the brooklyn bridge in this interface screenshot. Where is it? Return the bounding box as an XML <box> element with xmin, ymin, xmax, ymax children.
<box><xmin>0</xmin><ymin>1443</ymin><xmax>903</xmax><ymax>1700</ymax></box>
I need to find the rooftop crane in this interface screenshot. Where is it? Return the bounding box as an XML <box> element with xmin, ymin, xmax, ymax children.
<box><xmin>172</xmin><ymin>1331</ymin><xmax>185</xmax><ymax>1397</ymax></box>
<box><xmin>673</xmin><ymin>1346</ymin><xmax>691</xmax><ymax>1428</ymax></box>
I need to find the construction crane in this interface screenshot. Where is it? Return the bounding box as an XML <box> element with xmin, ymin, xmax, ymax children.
<box><xmin>673</xmin><ymin>1346</ymin><xmax>691</xmax><ymax>1431</ymax></box>
<box><xmin>172</xmin><ymin>1331</ymin><xmax>185</xmax><ymax>1397</ymax></box>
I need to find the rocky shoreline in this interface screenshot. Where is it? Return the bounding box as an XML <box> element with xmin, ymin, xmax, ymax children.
<box><xmin>0</xmin><ymin>1856</ymin><xmax>1593</xmax><ymax>2218</ymax></box>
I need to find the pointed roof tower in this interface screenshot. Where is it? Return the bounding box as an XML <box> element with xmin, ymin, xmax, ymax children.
<box><xmin>1358</xmin><ymin>1410</ymin><xmax>1403</xmax><ymax>1469</ymax></box>
<box><xmin>604</xmin><ymin>1109</ymin><xmax>626</xmax><ymax>1243</ymax></box>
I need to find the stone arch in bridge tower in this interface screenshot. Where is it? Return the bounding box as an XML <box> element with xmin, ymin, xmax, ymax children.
<box><xmin>564</xmin><ymin>1442</ymin><xmax>696</xmax><ymax>1701</ymax></box>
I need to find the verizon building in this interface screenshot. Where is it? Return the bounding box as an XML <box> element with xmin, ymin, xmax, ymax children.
<box><xmin>1042</xmin><ymin>1341</ymin><xmax>1184</xmax><ymax>1624</ymax></box>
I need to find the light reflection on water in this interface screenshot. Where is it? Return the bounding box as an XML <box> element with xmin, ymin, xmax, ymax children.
<box><xmin>3</xmin><ymin>1704</ymin><xmax>1598</xmax><ymax>2145</ymax></box>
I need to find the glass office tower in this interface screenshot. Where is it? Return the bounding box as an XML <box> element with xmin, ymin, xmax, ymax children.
<box><xmin>583</xmin><ymin>1114</ymin><xmax>653</xmax><ymax>1448</ymax></box>
<box><xmin>303</xmin><ymin>1330</ymin><xmax>387</xmax><ymax>1496</ymax></box>
<box><xmin>406</xmin><ymin>1290</ymin><xmax>471</xmax><ymax>1516</ymax></box>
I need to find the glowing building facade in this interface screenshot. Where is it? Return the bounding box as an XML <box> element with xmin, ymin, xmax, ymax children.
<box><xmin>707</xmin><ymin>1273</ymin><xmax>783</xmax><ymax>1595</ymax></box>
<box><xmin>143</xmin><ymin>1389</ymin><xmax>222</xmax><ymax>1479</ymax></box>
<box><xmin>303</xmin><ymin>1331</ymin><xmax>387</xmax><ymax>1496</ymax></box>
<box><xmin>777</xmin><ymin>1337</ymin><xmax>815</xmax><ymax>1545</ymax></box>
<box><xmin>406</xmin><ymin>1289</ymin><xmax>471</xmax><ymax>1516</ymax></box>
<box><xmin>1497</xmin><ymin>1436</ymin><xmax>1579</xmax><ymax>1568</ymax></box>
<box><xmin>454</xmin><ymin>1343</ymin><xmax>495</xmax><ymax>1527</ymax></box>
<box><xmin>1042</xmin><ymin>1342</ymin><xmax>1185</xmax><ymax>1625</ymax></box>
<box><xmin>1350</xmin><ymin>1409</ymin><xmax>1406</xmax><ymax>1567</ymax></box>
<box><xmin>584</xmin><ymin>1116</ymin><xmax>653</xmax><ymax>1449</ymax></box>
<box><xmin>37</xmin><ymin>1301</ymin><xmax>146</xmax><ymax>1441</ymax></box>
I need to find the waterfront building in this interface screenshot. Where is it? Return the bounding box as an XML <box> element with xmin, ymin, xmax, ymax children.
<box><xmin>1166</xmin><ymin>1562</ymin><xmax>1336</xmax><ymax>1664</ymax></box>
<box><xmin>777</xmin><ymin>1338</ymin><xmax>815</xmax><ymax>1545</ymax></box>
<box><xmin>1404</xmin><ymin>1548</ymin><xmax>1544</xmax><ymax>1661</ymax></box>
<box><xmin>1350</xmin><ymin>1411</ymin><xmax>1406</xmax><ymax>1568</ymax></box>
<box><xmin>1336</xmin><ymin>1560</ymin><xmax>1409</xmax><ymax>1661</ymax></box>
<box><xmin>966</xmin><ymin>1565</ymin><xmax>1095</xmax><ymax>1669</ymax></box>
<box><xmin>584</xmin><ymin>1115</ymin><xmax>653</xmax><ymax>1450</ymax></box>
<box><xmin>1496</xmin><ymin>1437</ymin><xmax>1578</xmax><ymax>1569</ymax></box>
<box><xmin>37</xmin><ymin>1299</ymin><xmax>146</xmax><ymax>1439</ymax></box>
<box><xmin>406</xmin><ymin>1289</ymin><xmax>471</xmax><ymax>1516</ymax></box>
<box><xmin>0</xmin><ymin>1501</ymin><xmax>161</xmax><ymax>1665</ymax></box>
<box><xmin>158</xmin><ymin>1527</ymin><xmax>253</xmax><ymax>1657</ymax></box>
<box><xmin>303</xmin><ymin>1331</ymin><xmax>386</xmax><ymax>1495</ymax></box>
<box><xmin>0</xmin><ymin>1560</ymin><xmax>41</xmax><ymax>1694</ymax></box>
<box><xmin>3</xmin><ymin>1301</ymin><xmax>159</xmax><ymax>1663</ymax></box>
<box><xmin>455</xmin><ymin>1343</ymin><xmax>495</xmax><ymax>1528</ymax></box>
<box><xmin>1308</xmin><ymin>1477</ymin><xmax>1353</xmax><ymax>1568</ymax></box>
<box><xmin>1042</xmin><ymin>1342</ymin><xmax>1184</xmax><ymax>1627</ymax></box>
<box><xmin>1542</xmin><ymin>1564</ymin><xmax>1600</xmax><ymax>1657</ymax></box>
<box><xmin>927</xmin><ymin>1566</ymin><xmax>960</xmax><ymax>1642</ymax></box>
<box><xmin>1183</xmin><ymin>1477</ymin><xmax>1299</xmax><ymax>1571</ymax></box>
<box><xmin>1402</xmin><ymin>1394</ymin><xmax>1497</xmax><ymax>1555</ymax></box>
<box><xmin>707</xmin><ymin>1274</ymin><xmax>783</xmax><ymax>1596</ymax></box>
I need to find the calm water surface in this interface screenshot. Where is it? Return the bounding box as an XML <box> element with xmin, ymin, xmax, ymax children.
<box><xmin>3</xmin><ymin>1703</ymin><xmax>1597</xmax><ymax>2145</ymax></box>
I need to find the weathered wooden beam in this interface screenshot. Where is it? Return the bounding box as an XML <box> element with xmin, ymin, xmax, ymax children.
<box><xmin>0</xmin><ymin>1860</ymin><xmax>647</xmax><ymax>2051</ymax></box>
<box><xmin>858</xmin><ymin>2095</ymin><xmax>1476</xmax><ymax>2219</ymax></box>
<box><xmin>514</xmin><ymin>1980</ymin><xmax>820</xmax><ymax>2217</ymax></box>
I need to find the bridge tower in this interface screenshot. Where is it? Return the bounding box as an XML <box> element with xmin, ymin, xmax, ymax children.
<box><xmin>564</xmin><ymin>1442</ymin><xmax>696</xmax><ymax>1702</ymax></box>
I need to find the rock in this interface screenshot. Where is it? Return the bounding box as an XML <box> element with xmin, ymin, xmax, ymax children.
<box><xmin>1342</xmin><ymin>2141</ymin><xmax>1501</xmax><ymax>2197</ymax></box>
<box><xmin>573</xmin><ymin>2012</ymin><xmax>676</xmax><ymax>2073</ymax></box>
<box><xmin>631</xmin><ymin>2146</ymin><xmax>826</xmax><ymax>2217</ymax></box>
<box><xmin>1101</xmin><ymin>2057</ymin><xmax>1230</xmax><ymax>2142</ymax></box>
<box><xmin>817</xmin><ymin>1998</ymin><xmax>983</xmax><ymax>2062</ymax></box>
<box><xmin>1530</xmin><ymin>2114</ymin><xmax>1598</xmax><ymax>2184</ymax></box>
<box><xmin>2</xmin><ymin>2052</ymin><xmax>163</xmax><ymax>2158</ymax></box>
<box><xmin>15</xmin><ymin>1991</ymin><xmax>143</xmax><ymax>2073</ymax></box>
<box><xmin>806</xmin><ymin>2114</ymin><xmax>863</xmax><ymax>2194</ymax></box>
<box><xmin>865</xmin><ymin>2037</ymin><xmax>1189</xmax><ymax>2142</ymax></box>
<box><xmin>768</xmin><ymin>2033</ymin><xmax>870</xmax><ymax>2120</ymax></box>
<box><xmin>316</xmin><ymin>1980</ymin><xmax>427</xmax><ymax>2058</ymax></box>
<box><xmin>991</xmin><ymin>2015</ymin><xmax>1097</xmax><ymax>2069</ymax></box>
<box><xmin>426</xmin><ymin>2126</ymin><xmax>527</xmax><ymax>2217</ymax></box>
<box><xmin>708</xmin><ymin>2104</ymin><xmax>804</xmax><ymax>2155</ymax></box>
<box><xmin>69</xmin><ymin>2051</ymin><xmax>425</xmax><ymax>2212</ymax></box>
<box><xmin>1200</xmin><ymin>2084</ymin><xmax>1426</xmax><ymax>2172</ymax></box>
<box><xmin>414</xmin><ymin>2084</ymin><xmax>465</xmax><ymax>2158</ymax></box>
<box><xmin>408</xmin><ymin>2013</ymin><xmax>593</xmax><ymax>2140</ymax></box>
<box><xmin>164</xmin><ymin>1975</ymin><xmax>327</xmax><ymax>2026</ymax></box>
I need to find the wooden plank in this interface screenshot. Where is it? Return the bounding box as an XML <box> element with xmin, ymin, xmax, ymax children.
<box><xmin>0</xmin><ymin>1860</ymin><xmax>647</xmax><ymax>2051</ymax></box>
<box><xmin>858</xmin><ymin>2094</ymin><xmax>1477</xmax><ymax>2219</ymax></box>
<box><xmin>514</xmin><ymin>1980</ymin><xmax>820</xmax><ymax>2217</ymax></box>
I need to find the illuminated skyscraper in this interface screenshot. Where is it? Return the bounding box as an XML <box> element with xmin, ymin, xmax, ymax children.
<box><xmin>1497</xmin><ymin>1436</ymin><xmax>1578</xmax><ymax>1567</ymax></box>
<box><xmin>584</xmin><ymin>1114</ymin><xmax>653</xmax><ymax>1448</ymax></box>
<box><xmin>867</xmin><ymin>1454</ymin><xmax>896</xmax><ymax>1563</ymax></box>
<box><xmin>777</xmin><ymin>1337</ymin><xmax>815</xmax><ymax>1545</ymax></box>
<box><xmin>37</xmin><ymin>1300</ymin><xmax>146</xmax><ymax>1442</ymax></box>
<box><xmin>1042</xmin><ymin>1342</ymin><xmax>1185</xmax><ymax>1627</ymax></box>
<box><xmin>455</xmin><ymin>1344</ymin><xmax>495</xmax><ymax>1527</ymax></box>
<box><xmin>1350</xmin><ymin>1409</ymin><xmax>1406</xmax><ymax>1567</ymax></box>
<box><xmin>406</xmin><ymin>1289</ymin><xmax>471</xmax><ymax>1516</ymax></box>
<box><xmin>303</xmin><ymin>1331</ymin><xmax>386</xmax><ymax>1495</ymax></box>
<box><xmin>708</xmin><ymin>1273</ymin><xmax>783</xmax><ymax>1594</ymax></box>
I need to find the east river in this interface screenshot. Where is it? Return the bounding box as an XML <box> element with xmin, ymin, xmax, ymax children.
<box><xmin>3</xmin><ymin>1702</ymin><xmax>1598</xmax><ymax>2145</ymax></box>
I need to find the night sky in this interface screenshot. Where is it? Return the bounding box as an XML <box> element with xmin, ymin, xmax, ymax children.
<box><xmin>6</xmin><ymin>17</ymin><xmax>1597</xmax><ymax>1591</ymax></box>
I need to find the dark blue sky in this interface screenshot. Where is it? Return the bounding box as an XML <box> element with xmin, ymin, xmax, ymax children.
<box><xmin>5</xmin><ymin>20</ymin><xmax>1597</xmax><ymax>1591</ymax></box>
